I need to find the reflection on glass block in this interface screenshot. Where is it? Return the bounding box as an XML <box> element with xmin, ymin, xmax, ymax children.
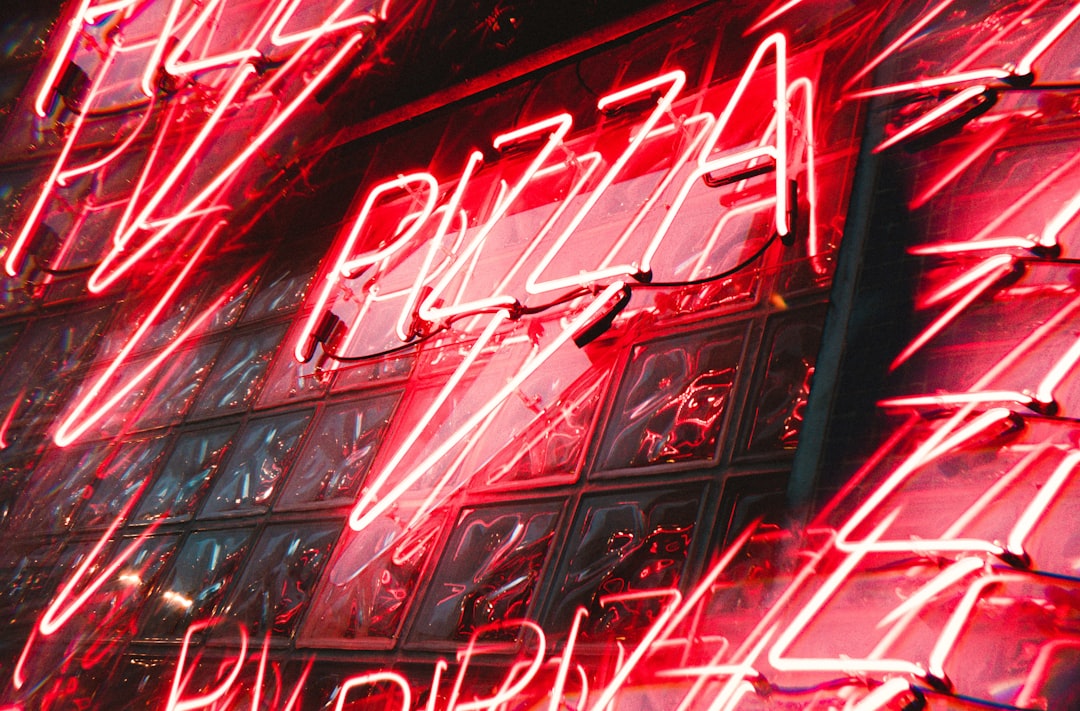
<box><xmin>134</xmin><ymin>425</ymin><xmax>236</xmax><ymax>523</ymax></box>
<box><xmin>139</xmin><ymin>529</ymin><xmax>253</xmax><ymax>639</ymax></box>
<box><xmin>0</xmin><ymin>311</ymin><xmax>109</xmax><ymax>442</ymax></box>
<box><xmin>410</xmin><ymin>504</ymin><xmax>560</xmax><ymax>644</ymax></box>
<box><xmin>218</xmin><ymin>522</ymin><xmax>338</xmax><ymax>638</ymax></box>
<box><xmin>331</xmin><ymin>353</ymin><xmax>415</xmax><ymax>393</ymax></box>
<box><xmin>745</xmin><ymin>310</ymin><xmax>823</xmax><ymax>454</ymax></box>
<box><xmin>0</xmin><ymin>457</ymin><xmax>35</xmax><ymax>532</ymax></box>
<box><xmin>75</xmin><ymin>434</ymin><xmax>169</xmax><ymax>528</ymax></box>
<box><xmin>473</xmin><ymin>369</ymin><xmax>605</xmax><ymax>488</ymax></box>
<box><xmin>300</xmin><ymin>511</ymin><xmax>446</xmax><ymax>645</ymax></box>
<box><xmin>192</xmin><ymin>324</ymin><xmax>288</xmax><ymax>416</ymax></box>
<box><xmin>129</xmin><ymin>341</ymin><xmax>220</xmax><ymax>432</ymax></box>
<box><xmin>256</xmin><ymin>327</ymin><xmax>333</xmax><ymax>408</ymax></box>
<box><xmin>200</xmin><ymin>410</ymin><xmax>313</xmax><ymax>517</ymax></box>
<box><xmin>241</xmin><ymin>266</ymin><xmax>315</xmax><ymax>323</ymax></box>
<box><xmin>277</xmin><ymin>393</ymin><xmax>400</xmax><ymax>508</ymax></box>
<box><xmin>597</xmin><ymin>328</ymin><xmax>744</xmax><ymax>471</ymax></box>
<box><xmin>51</xmin><ymin>534</ymin><xmax>181</xmax><ymax>643</ymax></box>
<box><xmin>8</xmin><ymin>443</ymin><xmax>111</xmax><ymax>534</ymax></box>
<box><xmin>0</xmin><ymin>540</ymin><xmax>62</xmax><ymax>630</ymax></box>
<box><xmin>548</xmin><ymin>489</ymin><xmax>700</xmax><ymax>641</ymax></box>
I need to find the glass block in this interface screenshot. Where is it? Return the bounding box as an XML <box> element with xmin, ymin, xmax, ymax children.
<box><xmin>74</xmin><ymin>433</ymin><xmax>170</xmax><ymax>528</ymax></box>
<box><xmin>217</xmin><ymin>521</ymin><xmax>339</xmax><ymax>638</ymax></box>
<box><xmin>299</xmin><ymin>510</ymin><xmax>447</xmax><ymax>646</ymax></box>
<box><xmin>546</xmin><ymin>488</ymin><xmax>701</xmax><ymax>642</ymax></box>
<box><xmin>241</xmin><ymin>265</ymin><xmax>315</xmax><ymax>323</ymax></box>
<box><xmin>276</xmin><ymin>393</ymin><xmax>401</xmax><ymax>509</ymax></box>
<box><xmin>0</xmin><ymin>539</ymin><xmax>62</xmax><ymax>629</ymax></box>
<box><xmin>409</xmin><ymin>503</ymin><xmax>561</xmax><ymax>645</ymax></box>
<box><xmin>472</xmin><ymin>368</ymin><xmax>605</xmax><ymax>488</ymax></box>
<box><xmin>0</xmin><ymin>310</ymin><xmax>110</xmax><ymax>442</ymax></box>
<box><xmin>134</xmin><ymin>425</ymin><xmax>237</xmax><ymax>524</ymax></box>
<box><xmin>331</xmin><ymin>352</ymin><xmax>415</xmax><ymax>393</ymax></box>
<box><xmin>44</xmin><ymin>534</ymin><xmax>182</xmax><ymax>644</ymax></box>
<box><xmin>7</xmin><ymin>443</ymin><xmax>111</xmax><ymax>534</ymax></box>
<box><xmin>743</xmin><ymin>308</ymin><xmax>825</xmax><ymax>455</ymax></box>
<box><xmin>56</xmin><ymin>358</ymin><xmax>151</xmax><ymax>441</ymax></box>
<box><xmin>128</xmin><ymin>340</ymin><xmax>220</xmax><ymax>432</ymax></box>
<box><xmin>596</xmin><ymin>327</ymin><xmax>746</xmax><ymax>472</ymax></box>
<box><xmin>0</xmin><ymin>455</ymin><xmax>36</xmax><ymax>533</ymax></box>
<box><xmin>95</xmin><ymin>283</ymin><xmax>202</xmax><ymax>361</ymax></box>
<box><xmin>138</xmin><ymin>528</ymin><xmax>253</xmax><ymax>639</ymax></box>
<box><xmin>370</xmin><ymin>315</ymin><xmax>609</xmax><ymax>513</ymax></box>
<box><xmin>255</xmin><ymin>325</ymin><xmax>333</xmax><ymax>408</ymax></box>
<box><xmin>200</xmin><ymin>410</ymin><xmax>313</xmax><ymax>517</ymax></box>
<box><xmin>868</xmin><ymin>575</ymin><xmax>1080</xmax><ymax>707</ymax></box>
<box><xmin>191</xmin><ymin>324</ymin><xmax>288</xmax><ymax>417</ymax></box>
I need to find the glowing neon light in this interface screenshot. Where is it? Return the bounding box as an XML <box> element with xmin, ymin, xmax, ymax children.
<box><xmin>746</xmin><ymin>0</ymin><xmax>805</xmax><ymax>35</ymax></box>
<box><xmin>12</xmin><ymin>493</ymin><xmax>158</xmax><ymax>689</ymax></box>
<box><xmin>843</xmin><ymin>0</ymin><xmax>957</xmax><ymax>91</ymax></box>
<box><xmin>1004</xmin><ymin>449</ymin><xmax>1080</xmax><ymax>565</ymax></box>
<box><xmin>162</xmin><ymin>0</ymin><xmax>286</xmax><ymax>77</ymax></box>
<box><xmin>952</xmin><ymin>0</ymin><xmax>1053</xmax><ymax>74</ymax></box>
<box><xmin>1032</xmin><ymin>333</ymin><xmax>1080</xmax><ymax>411</ymax></box>
<box><xmin>587</xmin><ymin>589</ymin><xmax>682</xmax><ymax>711</ymax></box>
<box><xmin>1013</xmin><ymin>0</ymin><xmax>1080</xmax><ymax>78</ymax></box>
<box><xmin>85</xmin><ymin>63</ymin><xmax>256</xmax><ymax>287</ymax></box>
<box><xmin>338</xmin><ymin>175</ymin><xmax>441</xmax><ymax>280</ymax></box>
<box><xmin>37</xmin><ymin>516</ymin><xmax>158</xmax><ymax>637</ymax></box>
<box><xmin>874</xmin><ymin>85</ymin><xmax>990</xmax><ymax>154</ymax></box>
<box><xmin>889</xmin><ymin>254</ymin><xmax>1016</xmax><ymax>371</ymax></box>
<box><xmin>845</xmin><ymin>70</ymin><xmax>1012</xmax><ymax>99</ymax></box>
<box><xmin>350</xmin><ymin>282</ymin><xmax>627</xmax><ymax>533</ymax></box>
<box><xmin>953</xmin><ymin>147</ymin><xmax>1080</xmax><ymax>254</ymax></box>
<box><xmin>420</xmin><ymin>113</ymin><xmax>574</xmax><ymax>322</ymax></box>
<box><xmin>395</xmin><ymin>153</ymin><xmax>485</xmax><ymax>342</ymax></box>
<box><xmin>526</xmin><ymin>71</ymin><xmax>687</xmax><ymax>293</ymax></box>
<box><xmin>768</xmin><ymin>512</ymin><xmax>932</xmax><ymax>676</ymax></box>
<box><xmin>53</xmin><ymin>229</ymin><xmax>227</xmax><ymax>447</ymax></box>
<box><xmin>334</xmin><ymin>672</ymin><xmax>411</xmax><ymax>711</ymax></box>
<box><xmin>165</xmin><ymin>620</ymin><xmax>249</xmax><ymax>711</ymax></box>
<box><xmin>91</xmin><ymin>31</ymin><xmax>370</xmax><ymax>293</ymax></box>
<box><xmin>640</xmin><ymin>32</ymin><xmax>797</xmax><ymax>279</ymax></box>
<box><xmin>909</xmin><ymin>122</ymin><xmax>1010</xmax><ymax>210</ymax></box>
<box><xmin>6</xmin><ymin>37</ymin><xmax>124</xmax><ymax>277</ymax></box>
<box><xmin>32</xmin><ymin>0</ymin><xmax>100</xmax><ymax>118</ymax></box>
<box><xmin>834</xmin><ymin>407</ymin><xmax>1016</xmax><ymax>553</ymax></box>
<box><xmin>271</xmin><ymin>0</ymin><xmax>377</xmax><ymax>46</ymax></box>
<box><xmin>877</xmin><ymin>390</ymin><xmax>1035</xmax><ymax>411</ymax></box>
<box><xmin>0</xmin><ymin>389</ymin><xmax>22</xmax><ymax>450</ymax></box>
<box><xmin>926</xmin><ymin>573</ymin><xmax>1029</xmax><ymax>688</ymax></box>
<box><xmin>877</xmin><ymin>557</ymin><xmax>985</xmax><ymax>631</ymax></box>
<box><xmin>1015</xmin><ymin>639</ymin><xmax>1080</xmax><ymax>708</ymax></box>
<box><xmin>849</xmin><ymin>678</ymin><xmax>916</xmax><ymax>711</ymax></box>
<box><xmin>548</xmin><ymin>608</ymin><xmax>588</xmax><ymax>711</ymax></box>
<box><xmin>293</xmin><ymin>168</ymin><xmax>440</xmax><ymax>360</ymax></box>
<box><xmin>909</xmin><ymin>235</ymin><xmax>1046</xmax><ymax>259</ymax></box>
<box><xmin>55</xmin><ymin>96</ymin><xmax>156</xmax><ymax>187</ymax></box>
<box><xmin>447</xmin><ymin>620</ymin><xmax>545</xmax><ymax>711</ymax></box>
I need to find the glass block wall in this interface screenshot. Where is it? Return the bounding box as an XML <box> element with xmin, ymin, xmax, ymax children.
<box><xmin>1</xmin><ymin>0</ymin><xmax>1079</xmax><ymax>708</ymax></box>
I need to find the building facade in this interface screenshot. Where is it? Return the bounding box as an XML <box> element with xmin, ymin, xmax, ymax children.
<box><xmin>0</xmin><ymin>0</ymin><xmax>1079</xmax><ymax>708</ymax></box>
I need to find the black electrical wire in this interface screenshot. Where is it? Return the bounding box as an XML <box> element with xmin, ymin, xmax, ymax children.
<box><xmin>315</xmin><ymin>229</ymin><xmax>781</xmax><ymax>364</ymax></box>
<box><xmin>631</xmin><ymin>230</ymin><xmax>780</xmax><ymax>289</ymax></box>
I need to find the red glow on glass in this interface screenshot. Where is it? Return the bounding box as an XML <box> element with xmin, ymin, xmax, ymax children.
<box><xmin>165</xmin><ymin>619</ymin><xmax>249</xmax><ymax>711</ymax></box>
<box><xmin>334</xmin><ymin>672</ymin><xmax>411</xmax><ymax>711</ymax></box>
<box><xmin>348</xmin><ymin>282</ymin><xmax>627</xmax><ymax>534</ymax></box>
<box><xmin>53</xmin><ymin>231</ymin><xmax>220</xmax><ymax>447</ymax></box>
<box><xmin>447</xmin><ymin>620</ymin><xmax>545</xmax><ymax>711</ymax></box>
<box><xmin>889</xmin><ymin>254</ymin><xmax>1016</xmax><ymax>371</ymax></box>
